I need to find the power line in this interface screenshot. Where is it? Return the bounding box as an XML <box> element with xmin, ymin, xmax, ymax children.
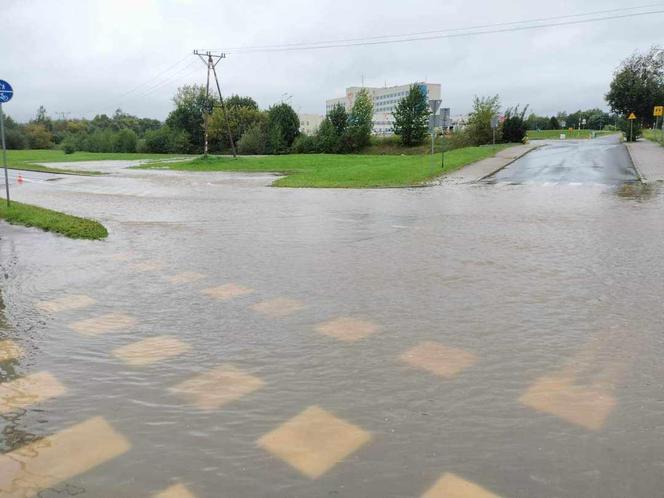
<box><xmin>200</xmin><ymin>7</ymin><xmax>664</xmax><ymax>54</ymax></box>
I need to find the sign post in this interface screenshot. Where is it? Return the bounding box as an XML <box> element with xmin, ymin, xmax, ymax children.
<box><xmin>654</xmin><ymin>106</ymin><xmax>663</xmax><ymax>144</ymax></box>
<box><xmin>490</xmin><ymin>116</ymin><xmax>499</xmax><ymax>146</ymax></box>
<box><xmin>428</xmin><ymin>99</ymin><xmax>441</xmax><ymax>172</ymax></box>
<box><xmin>0</xmin><ymin>79</ymin><xmax>13</xmax><ymax>207</ymax></box>
<box><xmin>627</xmin><ymin>112</ymin><xmax>637</xmax><ymax>142</ymax></box>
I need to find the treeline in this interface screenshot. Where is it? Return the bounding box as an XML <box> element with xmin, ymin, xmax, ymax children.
<box><xmin>525</xmin><ymin>109</ymin><xmax>614</xmax><ymax>131</ymax></box>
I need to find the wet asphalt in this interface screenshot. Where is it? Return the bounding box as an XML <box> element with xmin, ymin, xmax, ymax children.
<box><xmin>0</xmin><ymin>137</ymin><xmax>663</xmax><ymax>498</ymax></box>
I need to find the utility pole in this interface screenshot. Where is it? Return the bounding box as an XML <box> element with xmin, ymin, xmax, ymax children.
<box><xmin>193</xmin><ymin>50</ymin><xmax>237</xmax><ymax>158</ymax></box>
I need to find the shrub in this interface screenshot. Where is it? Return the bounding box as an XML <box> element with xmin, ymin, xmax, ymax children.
<box><xmin>237</xmin><ymin>123</ymin><xmax>267</xmax><ymax>155</ymax></box>
<box><xmin>392</xmin><ymin>84</ymin><xmax>431</xmax><ymax>146</ymax></box>
<box><xmin>62</xmin><ymin>140</ymin><xmax>77</xmax><ymax>154</ymax></box>
<box><xmin>267</xmin><ymin>103</ymin><xmax>299</xmax><ymax>153</ymax></box>
<box><xmin>112</xmin><ymin>128</ymin><xmax>138</xmax><ymax>153</ymax></box>
<box><xmin>501</xmin><ymin>105</ymin><xmax>529</xmax><ymax>143</ymax></box>
<box><xmin>291</xmin><ymin>134</ymin><xmax>318</xmax><ymax>153</ymax></box>
<box><xmin>5</xmin><ymin>129</ymin><xmax>28</xmax><ymax>149</ymax></box>
<box><xmin>466</xmin><ymin>95</ymin><xmax>501</xmax><ymax>146</ymax></box>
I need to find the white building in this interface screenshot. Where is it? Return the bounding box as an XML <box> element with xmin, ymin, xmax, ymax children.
<box><xmin>298</xmin><ymin>113</ymin><xmax>324</xmax><ymax>135</ymax></box>
<box><xmin>326</xmin><ymin>82</ymin><xmax>442</xmax><ymax>135</ymax></box>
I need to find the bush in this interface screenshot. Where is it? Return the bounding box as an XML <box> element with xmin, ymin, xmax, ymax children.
<box><xmin>5</xmin><ymin>129</ymin><xmax>28</xmax><ymax>149</ymax></box>
<box><xmin>62</xmin><ymin>140</ymin><xmax>77</xmax><ymax>154</ymax></box>
<box><xmin>112</xmin><ymin>128</ymin><xmax>138</xmax><ymax>153</ymax></box>
<box><xmin>237</xmin><ymin>123</ymin><xmax>267</xmax><ymax>155</ymax></box>
<box><xmin>316</xmin><ymin>118</ymin><xmax>340</xmax><ymax>153</ymax></box>
<box><xmin>143</xmin><ymin>127</ymin><xmax>174</xmax><ymax>153</ymax></box>
<box><xmin>291</xmin><ymin>134</ymin><xmax>318</xmax><ymax>153</ymax></box>
<box><xmin>617</xmin><ymin>117</ymin><xmax>642</xmax><ymax>142</ymax></box>
<box><xmin>501</xmin><ymin>105</ymin><xmax>529</xmax><ymax>143</ymax></box>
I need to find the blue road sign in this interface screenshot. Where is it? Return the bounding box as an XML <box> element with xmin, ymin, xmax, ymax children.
<box><xmin>0</xmin><ymin>80</ymin><xmax>13</xmax><ymax>103</ymax></box>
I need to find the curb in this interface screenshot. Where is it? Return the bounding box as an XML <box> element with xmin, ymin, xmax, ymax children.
<box><xmin>624</xmin><ymin>142</ymin><xmax>646</xmax><ymax>184</ymax></box>
<box><xmin>476</xmin><ymin>144</ymin><xmax>543</xmax><ymax>182</ymax></box>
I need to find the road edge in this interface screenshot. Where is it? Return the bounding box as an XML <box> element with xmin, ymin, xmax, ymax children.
<box><xmin>476</xmin><ymin>144</ymin><xmax>542</xmax><ymax>182</ymax></box>
<box><xmin>624</xmin><ymin>142</ymin><xmax>645</xmax><ymax>184</ymax></box>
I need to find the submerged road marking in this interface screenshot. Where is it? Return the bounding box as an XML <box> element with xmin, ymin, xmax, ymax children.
<box><xmin>0</xmin><ymin>371</ymin><xmax>66</xmax><ymax>414</ymax></box>
<box><xmin>0</xmin><ymin>340</ymin><xmax>23</xmax><ymax>362</ymax></box>
<box><xmin>314</xmin><ymin>317</ymin><xmax>379</xmax><ymax>342</ymax></box>
<box><xmin>154</xmin><ymin>483</ymin><xmax>198</xmax><ymax>498</ymax></box>
<box><xmin>112</xmin><ymin>336</ymin><xmax>191</xmax><ymax>366</ymax></box>
<box><xmin>399</xmin><ymin>341</ymin><xmax>478</xmax><ymax>379</ymax></box>
<box><xmin>258</xmin><ymin>405</ymin><xmax>371</xmax><ymax>479</ymax></box>
<box><xmin>0</xmin><ymin>416</ymin><xmax>131</xmax><ymax>497</ymax></box>
<box><xmin>421</xmin><ymin>472</ymin><xmax>502</xmax><ymax>498</ymax></box>
<box><xmin>69</xmin><ymin>313</ymin><xmax>137</xmax><ymax>336</ymax></box>
<box><xmin>166</xmin><ymin>272</ymin><xmax>206</xmax><ymax>285</ymax></box>
<box><xmin>170</xmin><ymin>364</ymin><xmax>264</xmax><ymax>410</ymax></box>
<box><xmin>519</xmin><ymin>330</ymin><xmax>634</xmax><ymax>431</ymax></box>
<box><xmin>202</xmin><ymin>283</ymin><xmax>255</xmax><ymax>301</ymax></box>
<box><xmin>35</xmin><ymin>294</ymin><xmax>96</xmax><ymax>313</ymax></box>
<box><xmin>251</xmin><ymin>298</ymin><xmax>305</xmax><ymax>318</ymax></box>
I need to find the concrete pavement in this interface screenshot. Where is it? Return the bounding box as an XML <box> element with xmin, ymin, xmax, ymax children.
<box><xmin>626</xmin><ymin>139</ymin><xmax>664</xmax><ymax>183</ymax></box>
<box><xmin>438</xmin><ymin>143</ymin><xmax>539</xmax><ymax>184</ymax></box>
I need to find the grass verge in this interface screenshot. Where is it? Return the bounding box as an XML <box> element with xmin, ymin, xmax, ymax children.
<box><xmin>643</xmin><ymin>129</ymin><xmax>664</xmax><ymax>145</ymax></box>
<box><xmin>6</xmin><ymin>149</ymin><xmax>192</xmax><ymax>176</ymax></box>
<box><xmin>136</xmin><ymin>144</ymin><xmax>514</xmax><ymax>188</ymax></box>
<box><xmin>527</xmin><ymin>129</ymin><xmax>615</xmax><ymax>140</ymax></box>
<box><xmin>0</xmin><ymin>200</ymin><xmax>108</xmax><ymax>240</ymax></box>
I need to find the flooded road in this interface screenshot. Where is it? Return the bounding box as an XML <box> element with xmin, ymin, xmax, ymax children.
<box><xmin>1</xmin><ymin>143</ymin><xmax>663</xmax><ymax>497</ymax></box>
<box><xmin>490</xmin><ymin>135</ymin><xmax>638</xmax><ymax>185</ymax></box>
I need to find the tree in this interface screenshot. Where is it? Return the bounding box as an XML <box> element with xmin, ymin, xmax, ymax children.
<box><xmin>225</xmin><ymin>95</ymin><xmax>259</xmax><ymax>110</ymax></box>
<box><xmin>606</xmin><ymin>46</ymin><xmax>664</xmax><ymax>127</ymax></box>
<box><xmin>165</xmin><ymin>85</ymin><xmax>212</xmax><ymax>152</ymax></box>
<box><xmin>549</xmin><ymin>116</ymin><xmax>560</xmax><ymax>130</ymax></box>
<box><xmin>392</xmin><ymin>84</ymin><xmax>430</xmax><ymax>146</ymax></box>
<box><xmin>237</xmin><ymin>123</ymin><xmax>268</xmax><ymax>155</ymax></box>
<box><xmin>266</xmin><ymin>103</ymin><xmax>299</xmax><ymax>154</ymax></box>
<box><xmin>465</xmin><ymin>95</ymin><xmax>501</xmax><ymax>146</ymax></box>
<box><xmin>24</xmin><ymin>123</ymin><xmax>52</xmax><ymax>149</ymax></box>
<box><xmin>346</xmin><ymin>88</ymin><xmax>373</xmax><ymax>149</ymax></box>
<box><xmin>501</xmin><ymin>105</ymin><xmax>529</xmax><ymax>143</ymax></box>
<box><xmin>328</xmin><ymin>103</ymin><xmax>348</xmax><ymax>136</ymax></box>
<box><xmin>316</xmin><ymin>117</ymin><xmax>339</xmax><ymax>153</ymax></box>
<box><xmin>209</xmin><ymin>104</ymin><xmax>265</xmax><ymax>152</ymax></box>
<box><xmin>113</xmin><ymin>128</ymin><xmax>138</xmax><ymax>153</ymax></box>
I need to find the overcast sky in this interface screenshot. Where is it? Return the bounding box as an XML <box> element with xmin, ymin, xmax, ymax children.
<box><xmin>2</xmin><ymin>0</ymin><xmax>662</xmax><ymax>122</ymax></box>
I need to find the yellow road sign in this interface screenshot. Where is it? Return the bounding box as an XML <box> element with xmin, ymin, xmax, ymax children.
<box><xmin>654</xmin><ymin>106</ymin><xmax>663</xmax><ymax>117</ymax></box>
<box><xmin>628</xmin><ymin>112</ymin><xmax>637</xmax><ymax>120</ymax></box>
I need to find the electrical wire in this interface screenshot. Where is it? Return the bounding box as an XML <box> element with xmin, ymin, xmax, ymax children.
<box><xmin>200</xmin><ymin>6</ymin><xmax>664</xmax><ymax>54</ymax></box>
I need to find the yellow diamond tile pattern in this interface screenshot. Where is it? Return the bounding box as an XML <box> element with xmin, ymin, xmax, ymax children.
<box><xmin>251</xmin><ymin>298</ymin><xmax>305</xmax><ymax>318</ymax></box>
<box><xmin>0</xmin><ymin>416</ymin><xmax>130</xmax><ymax>497</ymax></box>
<box><xmin>112</xmin><ymin>336</ymin><xmax>191</xmax><ymax>367</ymax></box>
<box><xmin>170</xmin><ymin>365</ymin><xmax>264</xmax><ymax>410</ymax></box>
<box><xmin>69</xmin><ymin>313</ymin><xmax>137</xmax><ymax>336</ymax></box>
<box><xmin>0</xmin><ymin>371</ymin><xmax>66</xmax><ymax>415</ymax></box>
<box><xmin>166</xmin><ymin>272</ymin><xmax>206</xmax><ymax>285</ymax></box>
<box><xmin>400</xmin><ymin>341</ymin><xmax>477</xmax><ymax>379</ymax></box>
<box><xmin>35</xmin><ymin>294</ymin><xmax>96</xmax><ymax>313</ymax></box>
<box><xmin>258</xmin><ymin>405</ymin><xmax>371</xmax><ymax>479</ymax></box>
<box><xmin>154</xmin><ymin>483</ymin><xmax>198</xmax><ymax>498</ymax></box>
<box><xmin>0</xmin><ymin>340</ymin><xmax>23</xmax><ymax>362</ymax></box>
<box><xmin>202</xmin><ymin>283</ymin><xmax>255</xmax><ymax>301</ymax></box>
<box><xmin>422</xmin><ymin>472</ymin><xmax>502</xmax><ymax>498</ymax></box>
<box><xmin>519</xmin><ymin>374</ymin><xmax>616</xmax><ymax>431</ymax></box>
<box><xmin>314</xmin><ymin>317</ymin><xmax>379</xmax><ymax>342</ymax></box>
<box><xmin>130</xmin><ymin>260</ymin><xmax>165</xmax><ymax>273</ymax></box>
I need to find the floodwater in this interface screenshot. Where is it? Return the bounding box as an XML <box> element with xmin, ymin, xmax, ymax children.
<box><xmin>0</xmin><ymin>141</ymin><xmax>663</xmax><ymax>497</ymax></box>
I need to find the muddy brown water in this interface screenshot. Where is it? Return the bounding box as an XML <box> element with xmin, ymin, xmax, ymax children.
<box><xmin>0</xmin><ymin>147</ymin><xmax>663</xmax><ymax>497</ymax></box>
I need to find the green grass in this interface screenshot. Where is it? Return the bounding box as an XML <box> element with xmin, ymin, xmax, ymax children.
<box><xmin>527</xmin><ymin>129</ymin><xmax>616</xmax><ymax>140</ymax></box>
<box><xmin>643</xmin><ymin>129</ymin><xmax>664</xmax><ymax>145</ymax></box>
<box><xmin>5</xmin><ymin>149</ymin><xmax>192</xmax><ymax>175</ymax></box>
<box><xmin>0</xmin><ymin>200</ymin><xmax>108</xmax><ymax>239</ymax></box>
<box><xmin>137</xmin><ymin>144</ymin><xmax>514</xmax><ymax>188</ymax></box>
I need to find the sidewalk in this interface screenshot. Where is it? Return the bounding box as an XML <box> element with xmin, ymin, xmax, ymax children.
<box><xmin>626</xmin><ymin>139</ymin><xmax>664</xmax><ymax>183</ymax></box>
<box><xmin>438</xmin><ymin>143</ymin><xmax>539</xmax><ymax>184</ymax></box>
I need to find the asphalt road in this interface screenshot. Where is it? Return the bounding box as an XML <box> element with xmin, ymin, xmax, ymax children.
<box><xmin>489</xmin><ymin>135</ymin><xmax>638</xmax><ymax>184</ymax></box>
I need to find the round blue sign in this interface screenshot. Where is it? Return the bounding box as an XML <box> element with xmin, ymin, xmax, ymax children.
<box><xmin>0</xmin><ymin>80</ymin><xmax>13</xmax><ymax>103</ymax></box>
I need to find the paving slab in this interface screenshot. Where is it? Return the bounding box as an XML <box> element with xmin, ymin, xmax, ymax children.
<box><xmin>438</xmin><ymin>144</ymin><xmax>539</xmax><ymax>184</ymax></box>
<box><xmin>626</xmin><ymin>139</ymin><xmax>664</xmax><ymax>183</ymax></box>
